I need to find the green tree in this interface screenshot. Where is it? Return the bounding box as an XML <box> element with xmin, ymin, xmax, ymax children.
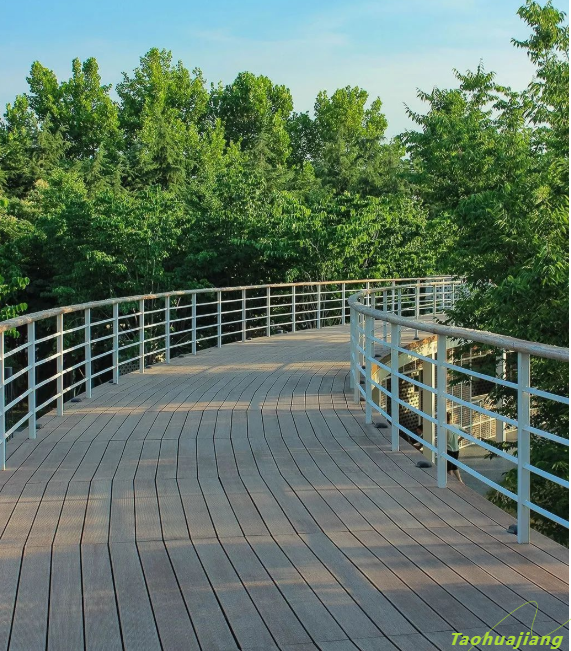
<box><xmin>310</xmin><ymin>86</ymin><xmax>404</xmax><ymax>196</ymax></box>
<box><xmin>211</xmin><ymin>72</ymin><xmax>293</xmax><ymax>175</ymax></box>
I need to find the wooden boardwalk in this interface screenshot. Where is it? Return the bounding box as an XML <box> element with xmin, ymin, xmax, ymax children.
<box><xmin>0</xmin><ymin>325</ymin><xmax>568</xmax><ymax>651</ymax></box>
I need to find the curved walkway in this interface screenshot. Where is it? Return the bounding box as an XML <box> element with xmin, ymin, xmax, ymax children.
<box><xmin>0</xmin><ymin>326</ymin><xmax>568</xmax><ymax>651</ymax></box>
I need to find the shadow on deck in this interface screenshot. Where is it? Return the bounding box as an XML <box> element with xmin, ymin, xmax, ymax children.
<box><xmin>0</xmin><ymin>326</ymin><xmax>568</xmax><ymax>651</ymax></box>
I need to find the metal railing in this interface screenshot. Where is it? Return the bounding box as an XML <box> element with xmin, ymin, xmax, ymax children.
<box><xmin>0</xmin><ymin>276</ymin><xmax>452</xmax><ymax>470</ymax></box>
<box><xmin>349</xmin><ymin>280</ymin><xmax>569</xmax><ymax>544</ymax></box>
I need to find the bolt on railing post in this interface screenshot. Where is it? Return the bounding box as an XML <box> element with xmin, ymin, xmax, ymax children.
<box><xmin>85</xmin><ymin>309</ymin><xmax>92</xmax><ymax>398</ymax></box>
<box><xmin>317</xmin><ymin>285</ymin><xmax>321</xmax><ymax>329</ymax></box>
<box><xmin>341</xmin><ymin>283</ymin><xmax>346</xmax><ymax>324</ymax></box>
<box><xmin>266</xmin><ymin>287</ymin><xmax>271</xmax><ymax>337</ymax></box>
<box><xmin>217</xmin><ymin>290</ymin><xmax>222</xmax><ymax>348</ymax></box>
<box><xmin>112</xmin><ymin>303</ymin><xmax>119</xmax><ymax>384</ymax></box>
<box><xmin>292</xmin><ymin>286</ymin><xmax>296</xmax><ymax>333</ymax></box>
<box><xmin>139</xmin><ymin>299</ymin><xmax>145</xmax><ymax>373</ymax></box>
<box><xmin>365</xmin><ymin>315</ymin><xmax>374</xmax><ymax>424</ymax></box>
<box><xmin>165</xmin><ymin>297</ymin><xmax>171</xmax><ymax>363</ymax></box>
<box><xmin>436</xmin><ymin>334</ymin><xmax>448</xmax><ymax>488</ymax></box>
<box><xmin>56</xmin><ymin>313</ymin><xmax>64</xmax><ymax>416</ymax></box>
<box><xmin>390</xmin><ymin>323</ymin><xmax>400</xmax><ymax>451</ymax></box>
<box><xmin>27</xmin><ymin>322</ymin><xmax>36</xmax><ymax>439</ymax></box>
<box><xmin>517</xmin><ymin>352</ymin><xmax>531</xmax><ymax>544</ymax></box>
<box><xmin>0</xmin><ymin>333</ymin><xmax>5</xmax><ymax>470</ymax></box>
<box><xmin>242</xmin><ymin>289</ymin><xmax>247</xmax><ymax>342</ymax></box>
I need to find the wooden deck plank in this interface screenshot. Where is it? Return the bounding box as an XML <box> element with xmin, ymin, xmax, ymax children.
<box><xmin>275</xmin><ymin>533</ymin><xmax>385</xmax><ymax>641</ymax></box>
<box><xmin>110</xmin><ymin>542</ymin><xmax>161</xmax><ymax>651</ymax></box>
<box><xmin>81</xmin><ymin>480</ymin><xmax>111</xmax><ymax>544</ymax></box>
<box><xmin>137</xmin><ymin>540</ymin><xmax>200</xmax><ymax>650</ymax></box>
<box><xmin>82</xmin><ymin>543</ymin><xmax>123</xmax><ymax>651</ymax></box>
<box><xmin>222</xmin><ymin>536</ymin><xmax>312</xmax><ymax>647</ymax></box>
<box><xmin>165</xmin><ymin>539</ymin><xmax>239</xmax><ymax>650</ymax></box>
<box><xmin>300</xmin><ymin>531</ymin><xmax>417</xmax><ymax>637</ymax></box>
<box><xmin>248</xmin><ymin>535</ymin><xmax>349</xmax><ymax>644</ymax></box>
<box><xmin>48</xmin><ymin>545</ymin><xmax>83</xmax><ymax>651</ymax></box>
<box><xmin>193</xmin><ymin>538</ymin><xmax>277</xmax><ymax>649</ymax></box>
<box><xmin>9</xmin><ymin>545</ymin><xmax>50</xmax><ymax>651</ymax></box>
<box><xmin>0</xmin><ymin>546</ymin><xmax>21</xmax><ymax>651</ymax></box>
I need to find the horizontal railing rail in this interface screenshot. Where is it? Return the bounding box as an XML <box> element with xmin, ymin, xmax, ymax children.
<box><xmin>349</xmin><ymin>282</ymin><xmax>569</xmax><ymax>544</ymax></box>
<box><xmin>0</xmin><ymin>276</ymin><xmax>454</xmax><ymax>470</ymax></box>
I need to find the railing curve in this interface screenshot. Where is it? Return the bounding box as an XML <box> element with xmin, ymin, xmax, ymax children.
<box><xmin>349</xmin><ymin>282</ymin><xmax>569</xmax><ymax>544</ymax></box>
<box><xmin>0</xmin><ymin>276</ymin><xmax>453</xmax><ymax>471</ymax></box>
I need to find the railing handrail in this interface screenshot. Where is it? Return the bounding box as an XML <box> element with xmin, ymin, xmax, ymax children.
<box><xmin>0</xmin><ymin>276</ymin><xmax>455</xmax><ymax>334</ymax></box>
<box><xmin>348</xmin><ymin>288</ymin><xmax>569</xmax><ymax>363</ymax></box>
<box><xmin>348</xmin><ymin>279</ymin><xmax>569</xmax><ymax>544</ymax></box>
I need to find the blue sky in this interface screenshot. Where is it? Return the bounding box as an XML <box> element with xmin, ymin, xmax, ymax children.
<box><xmin>0</xmin><ymin>0</ymin><xmax>544</xmax><ymax>135</ymax></box>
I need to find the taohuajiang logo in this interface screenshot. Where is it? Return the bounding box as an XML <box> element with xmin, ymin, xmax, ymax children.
<box><xmin>450</xmin><ymin>601</ymin><xmax>569</xmax><ymax>650</ymax></box>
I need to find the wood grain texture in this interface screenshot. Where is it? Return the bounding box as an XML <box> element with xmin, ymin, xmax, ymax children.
<box><xmin>0</xmin><ymin>324</ymin><xmax>566</xmax><ymax>650</ymax></box>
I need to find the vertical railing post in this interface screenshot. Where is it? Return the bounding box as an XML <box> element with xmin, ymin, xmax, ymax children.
<box><xmin>349</xmin><ymin>301</ymin><xmax>356</xmax><ymax>396</ymax></box>
<box><xmin>495</xmin><ymin>350</ymin><xmax>507</xmax><ymax>442</ymax></box>
<box><xmin>266</xmin><ymin>287</ymin><xmax>271</xmax><ymax>337</ymax></box>
<box><xmin>241</xmin><ymin>289</ymin><xmax>247</xmax><ymax>342</ymax></box>
<box><xmin>421</xmin><ymin>351</ymin><xmax>436</xmax><ymax>463</ymax></box>
<box><xmin>27</xmin><ymin>322</ymin><xmax>36</xmax><ymax>439</ymax></box>
<box><xmin>391</xmin><ymin>280</ymin><xmax>396</xmax><ymax>312</ymax></box>
<box><xmin>139</xmin><ymin>299</ymin><xmax>145</xmax><ymax>373</ymax></box>
<box><xmin>349</xmin><ymin>308</ymin><xmax>355</xmax><ymax>391</ymax></box>
<box><xmin>365</xmin><ymin>315</ymin><xmax>374</xmax><ymax>424</ymax></box>
<box><xmin>192</xmin><ymin>293</ymin><xmax>197</xmax><ymax>355</ymax></box>
<box><xmin>0</xmin><ymin>333</ymin><xmax>5</xmax><ymax>470</ymax></box>
<box><xmin>397</xmin><ymin>288</ymin><xmax>402</xmax><ymax>316</ymax></box>
<box><xmin>414</xmin><ymin>281</ymin><xmax>420</xmax><ymax>340</ymax></box>
<box><xmin>112</xmin><ymin>303</ymin><xmax>119</xmax><ymax>384</ymax></box>
<box><xmin>316</xmin><ymin>285</ymin><xmax>321</xmax><ymax>329</ymax></box>
<box><xmin>358</xmin><ymin>312</ymin><xmax>365</xmax><ymax>369</ymax></box>
<box><xmin>383</xmin><ymin>290</ymin><xmax>388</xmax><ymax>341</ymax></box>
<box><xmin>433</xmin><ymin>283</ymin><xmax>437</xmax><ymax>314</ymax></box>
<box><xmin>436</xmin><ymin>334</ymin><xmax>448</xmax><ymax>488</ymax></box>
<box><xmin>341</xmin><ymin>284</ymin><xmax>346</xmax><ymax>324</ymax></box>
<box><xmin>56</xmin><ymin>313</ymin><xmax>64</xmax><ymax>416</ymax></box>
<box><xmin>85</xmin><ymin>309</ymin><xmax>92</xmax><ymax>398</ymax></box>
<box><xmin>292</xmin><ymin>286</ymin><xmax>296</xmax><ymax>333</ymax></box>
<box><xmin>351</xmin><ymin>310</ymin><xmax>360</xmax><ymax>404</ymax></box>
<box><xmin>165</xmin><ymin>297</ymin><xmax>171</xmax><ymax>363</ymax></box>
<box><xmin>217</xmin><ymin>290</ymin><xmax>222</xmax><ymax>348</ymax></box>
<box><xmin>517</xmin><ymin>352</ymin><xmax>531</xmax><ymax>544</ymax></box>
<box><xmin>390</xmin><ymin>323</ymin><xmax>400</xmax><ymax>451</ymax></box>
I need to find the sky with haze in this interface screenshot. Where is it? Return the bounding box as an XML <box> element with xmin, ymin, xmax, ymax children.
<box><xmin>1</xmin><ymin>0</ymin><xmax>545</xmax><ymax>136</ymax></box>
